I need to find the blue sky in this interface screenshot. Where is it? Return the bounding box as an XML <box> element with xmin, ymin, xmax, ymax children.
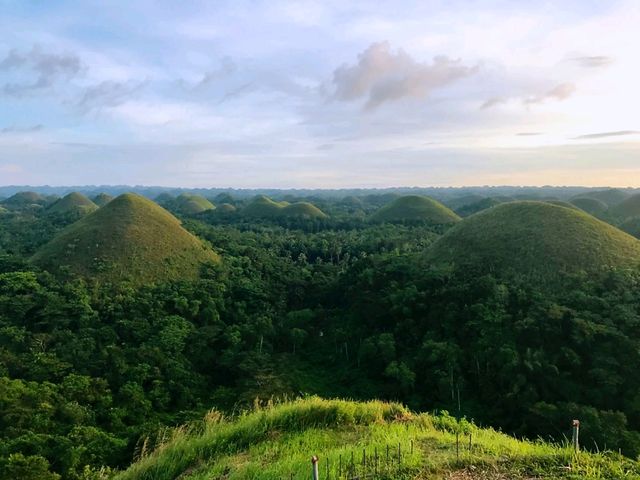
<box><xmin>0</xmin><ymin>0</ymin><xmax>638</xmax><ymax>187</ymax></box>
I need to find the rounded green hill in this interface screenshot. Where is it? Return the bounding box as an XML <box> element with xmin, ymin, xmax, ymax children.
<box><xmin>241</xmin><ymin>196</ymin><xmax>327</xmax><ymax>219</ymax></box>
<box><xmin>611</xmin><ymin>194</ymin><xmax>640</xmax><ymax>220</ymax></box>
<box><xmin>47</xmin><ymin>192</ymin><xmax>98</xmax><ymax>216</ymax></box>
<box><xmin>175</xmin><ymin>193</ymin><xmax>215</xmax><ymax>214</ymax></box>
<box><xmin>1</xmin><ymin>191</ymin><xmax>46</xmax><ymax>208</ymax></box>
<box><xmin>570</xmin><ymin>197</ymin><xmax>609</xmax><ymax>217</ymax></box>
<box><xmin>620</xmin><ymin>217</ymin><xmax>640</xmax><ymax>239</ymax></box>
<box><xmin>371</xmin><ymin>195</ymin><xmax>461</xmax><ymax>224</ymax></box>
<box><xmin>31</xmin><ymin>193</ymin><xmax>219</xmax><ymax>285</ymax></box>
<box><xmin>572</xmin><ymin>188</ymin><xmax>630</xmax><ymax>207</ymax></box>
<box><xmin>242</xmin><ymin>195</ymin><xmax>290</xmax><ymax>217</ymax></box>
<box><xmin>92</xmin><ymin>193</ymin><xmax>114</xmax><ymax>207</ymax></box>
<box><xmin>426</xmin><ymin>201</ymin><xmax>640</xmax><ymax>278</ymax></box>
<box><xmin>282</xmin><ymin>202</ymin><xmax>328</xmax><ymax>219</ymax></box>
<box><xmin>215</xmin><ymin>203</ymin><xmax>237</xmax><ymax>213</ymax></box>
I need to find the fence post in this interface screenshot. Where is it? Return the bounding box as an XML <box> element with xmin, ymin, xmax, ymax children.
<box><xmin>456</xmin><ymin>432</ymin><xmax>459</xmax><ymax>461</ymax></box>
<box><xmin>312</xmin><ymin>456</ymin><xmax>319</xmax><ymax>480</ymax></box>
<box><xmin>397</xmin><ymin>442</ymin><xmax>401</xmax><ymax>468</ymax></box>
<box><xmin>572</xmin><ymin>420</ymin><xmax>580</xmax><ymax>453</ymax></box>
<box><xmin>338</xmin><ymin>454</ymin><xmax>342</xmax><ymax>478</ymax></box>
<box><xmin>468</xmin><ymin>433</ymin><xmax>472</xmax><ymax>452</ymax></box>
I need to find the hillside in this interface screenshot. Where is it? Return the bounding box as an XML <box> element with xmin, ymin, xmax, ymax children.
<box><xmin>240</xmin><ymin>195</ymin><xmax>327</xmax><ymax>219</ymax></box>
<box><xmin>620</xmin><ymin>217</ymin><xmax>640</xmax><ymax>239</ymax></box>
<box><xmin>571</xmin><ymin>188</ymin><xmax>630</xmax><ymax>206</ymax></box>
<box><xmin>175</xmin><ymin>193</ymin><xmax>216</xmax><ymax>214</ymax></box>
<box><xmin>371</xmin><ymin>195</ymin><xmax>461</xmax><ymax>224</ymax></box>
<box><xmin>242</xmin><ymin>195</ymin><xmax>290</xmax><ymax>217</ymax></box>
<box><xmin>426</xmin><ymin>201</ymin><xmax>640</xmax><ymax>278</ymax></box>
<box><xmin>612</xmin><ymin>194</ymin><xmax>640</xmax><ymax>219</ymax></box>
<box><xmin>282</xmin><ymin>201</ymin><xmax>328</xmax><ymax>219</ymax></box>
<box><xmin>115</xmin><ymin>397</ymin><xmax>639</xmax><ymax>480</ymax></box>
<box><xmin>31</xmin><ymin>193</ymin><xmax>219</xmax><ymax>284</ymax></box>
<box><xmin>215</xmin><ymin>202</ymin><xmax>237</xmax><ymax>213</ymax></box>
<box><xmin>570</xmin><ymin>197</ymin><xmax>609</xmax><ymax>217</ymax></box>
<box><xmin>47</xmin><ymin>192</ymin><xmax>98</xmax><ymax>216</ymax></box>
<box><xmin>92</xmin><ymin>192</ymin><xmax>114</xmax><ymax>206</ymax></box>
<box><xmin>1</xmin><ymin>191</ymin><xmax>47</xmax><ymax>208</ymax></box>
<box><xmin>455</xmin><ymin>197</ymin><xmax>513</xmax><ymax>216</ymax></box>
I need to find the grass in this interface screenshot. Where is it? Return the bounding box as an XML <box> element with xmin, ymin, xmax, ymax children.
<box><xmin>31</xmin><ymin>193</ymin><xmax>219</xmax><ymax>285</ymax></box>
<box><xmin>612</xmin><ymin>194</ymin><xmax>640</xmax><ymax>220</ymax></box>
<box><xmin>93</xmin><ymin>193</ymin><xmax>115</xmax><ymax>206</ymax></box>
<box><xmin>113</xmin><ymin>397</ymin><xmax>640</xmax><ymax>480</ymax></box>
<box><xmin>1</xmin><ymin>191</ymin><xmax>47</xmax><ymax>207</ymax></box>
<box><xmin>571</xmin><ymin>189</ymin><xmax>630</xmax><ymax>207</ymax></box>
<box><xmin>570</xmin><ymin>197</ymin><xmax>609</xmax><ymax>217</ymax></box>
<box><xmin>47</xmin><ymin>192</ymin><xmax>98</xmax><ymax>215</ymax></box>
<box><xmin>426</xmin><ymin>201</ymin><xmax>640</xmax><ymax>279</ymax></box>
<box><xmin>175</xmin><ymin>194</ymin><xmax>216</xmax><ymax>214</ymax></box>
<box><xmin>242</xmin><ymin>196</ymin><xmax>327</xmax><ymax>219</ymax></box>
<box><xmin>371</xmin><ymin>196</ymin><xmax>461</xmax><ymax>224</ymax></box>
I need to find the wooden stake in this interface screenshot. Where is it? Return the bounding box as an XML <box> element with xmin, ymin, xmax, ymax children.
<box><xmin>311</xmin><ymin>456</ymin><xmax>319</xmax><ymax>480</ymax></box>
<box><xmin>572</xmin><ymin>419</ymin><xmax>580</xmax><ymax>453</ymax></box>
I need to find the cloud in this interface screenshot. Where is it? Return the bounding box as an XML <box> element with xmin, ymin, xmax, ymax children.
<box><xmin>482</xmin><ymin>83</ymin><xmax>576</xmax><ymax>109</ymax></box>
<box><xmin>0</xmin><ymin>46</ymin><xmax>82</xmax><ymax>96</ymax></box>
<box><xmin>516</xmin><ymin>132</ymin><xmax>542</xmax><ymax>136</ymax></box>
<box><xmin>332</xmin><ymin>42</ymin><xmax>477</xmax><ymax>110</ymax></box>
<box><xmin>480</xmin><ymin>96</ymin><xmax>507</xmax><ymax>110</ymax></box>
<box><xmin>571</xmin><ymin>56</ymin><xmax>614</xmax><ymax>68</ymax></box>
<box><xmin>572</xmin><ymin>130</ymin><xmax>639</xmax><ymax>140</ymax></box>
<box><xmin>77</xmin><ymin>80</ymin><xmax>146</xmax><ymax>111</ymax></box>
<box><xmin>194</xmin><ymin>57</ymin><xmax>236</xmax><ymax>89</ymax></box>
<box><xmin>1</xmin><ymin>124</ymin><xmax>43</xmax><ymax>133</ymax></box>
<box><xmin>524</xmin><ymin>83</ymin><xmax>576</xmax><ymax>105</ymax></box>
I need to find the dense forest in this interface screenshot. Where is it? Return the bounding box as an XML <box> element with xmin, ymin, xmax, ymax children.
<box><xmin>2</xmin><ymin>187</ymin><xmax>640</xmax><ymax>479</ymax></box>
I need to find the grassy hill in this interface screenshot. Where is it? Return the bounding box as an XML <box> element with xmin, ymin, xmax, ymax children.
<box><xmin>371</xmin><ymin>195</ymin><xmax>461</xmax><ymax>224</ymax></box>
<box><xmin>611</xmin><ymin>194</ymin><xmax>640</xmax><ymax>220</ymax></box>
<box><xmin>620</xmin><ymin>217</ymin><xmax>640</xmax><ymax>239</ymax></box>
<box><xmin>92</xmin><ymin>192</ymin><xmax>114</xmax><ymax>206</ymax></box>
<box><xmin>282</xmin><ymin>202</ymin><xmax>328</xmax><ymax>219</ymax></box>
<box><xmin>1</xmin><ymin>191</ymin><xmax>47</xmax><ymax>208</ymax></box>
<box><xmin>241</xmin><ymin>196</ymin><xmax>327</xmax><ymax>219</ymax></box>
<box><xmin>426</xmin><ymin>201</ymin><xmax>640</xmax><ymax>278</ymax></box>
<box><xmin>216</xmin><ymin>202</ymin><xmax>237</xmax><ymax>213</ymax></box>
<box><xmin>114</xmin><ymin>397</ymin><xmax>639</xmax><ymax>480</ymax></box>
<box><xmin>572</xmin><ymin>188</ymin><xmax>630</xmax><ymax>206</ymax></box>
<box><xmin>31</xmin><ymin>193</ymin><xmax>219</xmax><ymax>285</ymax></box>
<box><xmin>175</xmin><ymin>193</ymin><xmax>216</xmax><ymax>215</ymax></box>
<box><xmin>47</xmin><ymin>192</ymin><xmax>98</xmax><ymax>216</ymax></box>
<box><xmin>570</xmin><ymin>197</ymin><xmax>609</xmax><ymax>217</ymax></box>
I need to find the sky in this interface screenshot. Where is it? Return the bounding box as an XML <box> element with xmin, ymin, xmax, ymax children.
<box><xmin>0</xmin><ymin>0</ymin><xmax>639</xmax><ymax>188</ymax></box>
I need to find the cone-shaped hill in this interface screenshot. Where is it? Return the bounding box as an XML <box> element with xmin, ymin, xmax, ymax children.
<box><xmin>174</xmin><ymin>193</ymin><xmax>215</xmax><ymax>215</ymax></box>
<box><xmin>620</xmin><ymin>217</ymin><xmax>640</xmax><ymax>239</ymax></box>
<box><xmin>371</xmin><ymin>195</ymin><xmax>461</xmax><ymax>224</ymax></box>
<box><xmin>92</xmin><ymin>193</ymin><xmax>114</xmax><ymax>207</ymax></box>
<box><xmin>47</xmin><ymin>192</ymin><xmax>98</xmax><ymax>216</ymax></box>
<box><xmin>426</xmin><ymin>201</ymin><xmax>640</xmax><ymax>279</ymax></box>
<box><xmin>241</xmin><ymin>196</ymin><xmax>327</xmax><ymax>219</ymax></box>
<box><xmin>611</xmin><ymin>194</ymin><xmax>640</xmax><ymax>220</ymax></box>
<box><xmin>571</xmin><ymin>188</ymin><xmax>630</xmax><ymax>207</ymax></box>
<box><xmin>215</xmin><ymin>203</ymin><xmax>237</xmax><ymax>213</ymax></box>
<box><xmin>570</xmin><ymin>197</ymin><xmax>609</xmax><ymax>217</ymax></box>
<box><xmin>31</xmin><ymin>193</ymin><xmax>219</xmax><ymax>285</ymax></box>
<box><xmin>242</xmin><ymin>195</ymin><xmax>290</xmax><ymax>217</ymax></box>
<box><xmin>1</xmin><ymin>191</ymin><xmax>47</xmax><ymax>208</ymax></box>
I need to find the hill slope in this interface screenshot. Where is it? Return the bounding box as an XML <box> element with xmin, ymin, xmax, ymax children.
<box><xmin>371</xmin><ymin>195</ymin><xmax>461</xmax><ymax>224</ymax></box>
<box><xmin>114</xmin><ymin>398</ymin><xmax>640</xmax><ymax>480</ymax></box>
<box><xmin>572</xmin><ymin>188</ymin><xmax>630</xmax><ymax>206</ymax></box>
<box><xmin>570</xmin><ymin>197</ymin><xmax>609</xmax><ymax>217</ymax></box>
<box><xmin>175</xmin><ymin>193</ymin><xmax>215</xmax><ymax>214</ymax></box>
<box><xmin>426</xmin><ymin>201</ymin><xmax>640</xmax><ymax>278</ymax></box>
<box><xmin>1</xmin><ymin>191</ymin><xmax>47</xmax><ymax>208</ymax></box>
<box><xmin>31</xmin><ymin>193</ymin><xmax>219</xmax><ymax>284</ymax></box>
<box><xmin>241</xmin><ymin>196</ymin><xmax>327</xmax><ymax>219</ymax></box>
<box><xmin>92</xmin><ymin>192</ymin><xmax>114</xmax><ymax>206</ymax></box>
<box><xmin>612</xmin><ymin>194</ymin><xmax>640</xmax><ymax>220</ymax></box>
<box><xmin>47</xmin><ymin>192</ymin><xmax>98</xmax><ymax>216</ymax></box>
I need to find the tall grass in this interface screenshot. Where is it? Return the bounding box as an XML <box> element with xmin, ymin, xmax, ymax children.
<box><xmin>114</xmin><ymin>397</ymin><xmax>640</xmax><ymax>480</ymax></box>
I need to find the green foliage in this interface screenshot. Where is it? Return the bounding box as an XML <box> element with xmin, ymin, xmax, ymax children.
<box><xmin>241</xmin><ymin>195</ymin><xmax>327</xmax><ymax>219</ymax></box>
<box><xmin>47</xmin><ymin>193</ymin><xmax>98</xmax><ymax>217</ymax></box>
<box><xmin>571</xmin><ymin>188</ymin><xmax>630</xmax><ymax>207</ymax></box>
<box><xmin>426</xmin><ymin>201</ymin><xmax>640</xmax><ymax>280</ymax></box>
<box><xmin>31</xmin><ymin>193</ymin><xmax>219</xmax><ymax>285</ymax></box>
<box><xmin>92</xmin><ymin>194</ymin><xmax>114</xmax><ymax>207</ymax></box>
<box><xmin>571</xmin><ymin>197</ymin><xmax>609</xmax><ymax>217</ymax></box>
<box><xmin>173</xmin><ymin>194</ymin><xmax>215</xmax><ymax>215</ymax></box>
<box><xmin>371</xmin><ymin>195</ymin><xmax>461</xmax><ymax>224</ymax></box>
<box><xmin>612</xmin><ymin>194</ymin><xmax>640</xmax><ymax>220</ymax></box>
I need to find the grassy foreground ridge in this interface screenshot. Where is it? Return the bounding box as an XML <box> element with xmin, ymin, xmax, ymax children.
<box><xmin>115</xmin><ymin>397</ymin><xmax>640</xmax><ymax>480</ymax></box>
